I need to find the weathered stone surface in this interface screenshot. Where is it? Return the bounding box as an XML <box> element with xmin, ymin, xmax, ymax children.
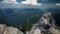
<box><xmin>0</xmin><ymin>24</ymin><xmax>23</xmax><ymax>34</ymax></box>
<box><xmin>0</xmin><ymin>24</ymin><xmax>5</xmax><ymax>34</ymax></box>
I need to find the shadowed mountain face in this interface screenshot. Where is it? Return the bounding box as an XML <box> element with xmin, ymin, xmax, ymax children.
<box><xmin>0</xmin><ymin>7</ymin><xmax>60</xmax><ymax>27</ymax></box>
<box><xmin>45</xmin><ymin>8</ymin><xmax>60</xmax><ymax>27</ymax></box>
<box><xmin>0</xmin><ymin>8</ymin><xmax>60</xmax><ymax>27</ymax></box>
<box><xmin>0</xmin><ymin>8</ymin><xmax>44</xmax><ymax>27</ymax></box>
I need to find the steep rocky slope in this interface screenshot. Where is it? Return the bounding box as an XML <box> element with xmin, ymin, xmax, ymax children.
<box><xmin>26</xmin><ymin>12</ymin><xmax>60</xmax><ymax>34</ymax></box>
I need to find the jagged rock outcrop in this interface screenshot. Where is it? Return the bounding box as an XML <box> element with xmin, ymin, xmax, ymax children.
<box><xmin>26</xmin><ymin>12</ymin><xmax>60</xmax><ymax>34</ymax></box>
<box><xmin>0</xmin><ymin>24</ymin><xmax>23</xmax><ymax>34</ymax></box>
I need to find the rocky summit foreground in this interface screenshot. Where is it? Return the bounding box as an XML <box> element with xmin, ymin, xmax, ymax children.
<box><xmin>0</xmin><ymin>12</ymin><xmax>60</xmax><ymax>34</ymax></box>
<box><xmin>26</xmin><ymin>12</ymin><xmax>60</xmax><ymax>34</ymax></box>
<box><xmin>0</xmin><ymin>24</ymin><xmax>23</xmax><ymax>34</ymax></box>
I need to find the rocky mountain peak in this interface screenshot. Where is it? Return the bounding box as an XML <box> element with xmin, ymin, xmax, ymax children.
<box><xmin>26</xmin><ymin>12</ymin><xmax>60</xmax><ymax>34</ymax></box>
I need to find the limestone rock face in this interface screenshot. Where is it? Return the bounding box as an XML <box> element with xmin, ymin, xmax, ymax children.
<box><xmin>0</xmin><ymin>24</ymin><xmax>23</xmax><ymax>34</ymax></box>
<box><xmin>26</xmin><ymin>12</ymin><xmax>60</xmax><ymax>34</ymax></box>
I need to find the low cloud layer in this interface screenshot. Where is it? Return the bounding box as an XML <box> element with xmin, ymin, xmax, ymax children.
<box><xmin>1</xmin><ymin>0</ymin><xmax>41</xmax><ymax>6</ymax></box>
<box><xmin>56</xmin><ymin>3</ymin><xmax>60</xmax><ymax>6</ymax></box>
<box><xmin>21</xmin><ymin>0</ymin><xmax>41</xmax><ymax>5</ymax></box>
<box><xmin>1</xmin><ymin>0</ymin><xmax>17</xmax><ymax>4</ymax></box>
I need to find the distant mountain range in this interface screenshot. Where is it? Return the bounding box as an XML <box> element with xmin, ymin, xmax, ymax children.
<box><xmin>0</xmin><ymin>3</ymin><xmax>60</xmax><ymax>27</ymax></box>
<box><xmin>0</xmin><ymin>3</ymin><xmax>58</xmax><ymax>9</ymax></box>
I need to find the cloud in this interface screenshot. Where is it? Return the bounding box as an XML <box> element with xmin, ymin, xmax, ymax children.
<box><xmin>1</xmin><ymin>0</ymin><xmax>18</xmax><ymax>4</ymax></box>
<box><xmin>56</xmin><ymin>3</ymin><xmax>60</xmax><ymax>6</ymax></box>
<box><xmin>1</xmin><ymin>0</ymin><xmax>41</xmax><ymax>6</ymax></box>
<box><xmin>21</xmin><ymin>0</ymin><xmax>42</xmax><ymax>6</ymax></box>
